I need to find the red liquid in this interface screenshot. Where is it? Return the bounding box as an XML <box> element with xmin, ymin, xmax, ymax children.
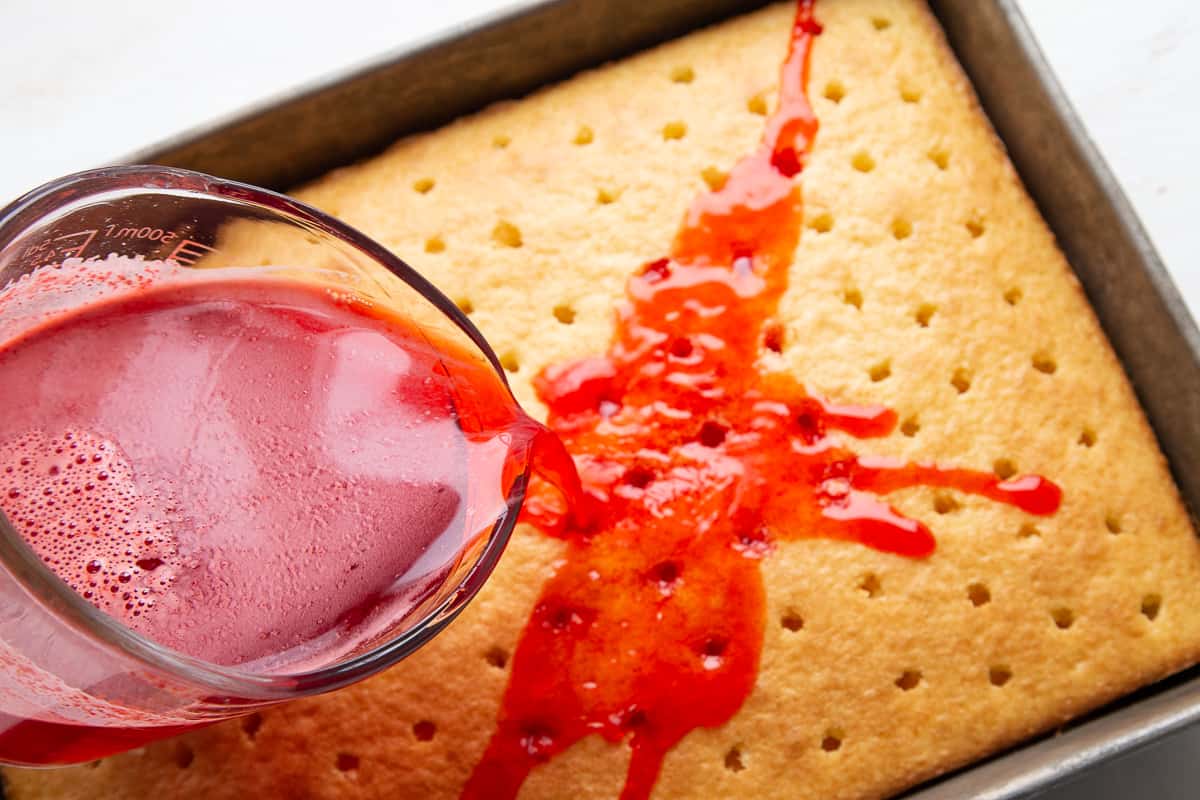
<box><xmin>0</xmin><ymin>718</ymin><xmax>203</xmax><ymax>768</ymax></box>
<box><xmin>464</xmin><ymin>3</ymin><xmax>1062</xmax><ymax>798</ymax></box>
<box><xmin>0</xmin><ymin>274</ymin><xmax>552</xmax><ymax>764</ymax></box>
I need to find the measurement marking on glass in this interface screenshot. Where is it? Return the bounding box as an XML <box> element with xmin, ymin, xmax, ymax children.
<box><xmin>167</xmin><ymin>238</ymin><xmax>217</xmax><ymax>266</ymax></box>
<box><xmin>102</xmin><ymin>224</ymin><xmax>179</xmax><ymax>244</ymax></box>
<box><xmin>51</xmin><ymin>229</ymin><xmax>98</xmax><ymax>260</ymax></box>
<box><xmin>19</xmin><ymin>226</ymin><xmax>221</xmax><ymax>268</ymax></box>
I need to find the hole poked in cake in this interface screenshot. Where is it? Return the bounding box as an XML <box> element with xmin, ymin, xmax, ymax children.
<box><xmin>492</xmin><ymin>134</ymin><xmax>511</xmax><ymax>149</ymax></box>
<box><xmin>413</xmin><ymin>720</ymin><xmax>437</xmax><ymax>742</ymax></box>
<box><xmin>623</xmin><ymin>466</ymin><xmax>655</xmax><ymax>490</ymax></box>
<box><xmin>175</xmin><ymin>744</ymin><xmax>194</xmax><ymax>769</ymax></box>
<box><xmin>895</xmin><ymin>669</ymin><xmax>922</xmax><ymax>691</ymax></box>
<box><xmin>900</xmin><ymin>416</ymin><xmax>920</xmax><ymax>437</ymax></box>
<box><xmin>1105</xmin><ymin>513</ymin><xmax>1123</xmax><ymax>535</ymax></box>
<box><xmin>763</xmin><ymin>322</ymin><xmax>785</xmax><ymax>353</ymax></box>
<box><xmin>1032</xmin><ymin>351</ymin><xmax>1058</xmax><ymax>375</ymax></box>
<box><xmin>821</xmin><ymin>728</ymin><xmax>844</xmax><ymax>752</ymax></box>
<box><xmin>1051</xmin><ymin>607</ymin><xmax>1075</xmax><ymax>630</ymax></box>
<box><xmin>553</xmin><ymin>304</ymin><xmax>577</xmax><ymax>325</ymax></box>
<box><xmin>701</xmin><ymin>166</ymin><xmax>729</xmax><ymax>191</ymax></box>
<box><xmin>928</xmin><ymin>147</ymin><xmax>950</xmax><ymax>170</ymax></box>
<box><xmin>859</xmin><ymin>573</ymin><xmax>882</xmax><ymax>598</ymax></box>
<box><xmin>965</xmin><ymin>217</ymin><xmax>986</xmax><ymax>238</ymax></box>
<box><xmin>823</xmin><ymin>80</ymin><xmax>845</xmax><ymax>103</ymax></box>
<box><xmin>336</xmin><ymin>752</ymin><xmax>360</xmax><ymax>772</ymax></box>
<box><xmin>851</xmin><ymin>151</ymin><xmax>876</xmax><ymax>173</ymax></box>
<box><xmin>412</xmin><ymin>177</ymin><xmax>436</xmax><ymax>194</ymax></box>
<box><xmin>485</xmin><ymin>646</ymin><xmax>509</xmax><ymax>670</ymax></box>
<box><xmin>699</xmin><ymin>637</ymin><xmax>729</xmax><ymax>670</ymax></box>
<box><xmin>596</xmin><ymin>187</ymin><xmax>621</xmax><ymax>205</ymax></box>
<box><xmin>649</xmin><ymin>561</ymin><xmax>682</xmax><ymax>594</ymax></box>
<box><xmin>967</xmin><ymin>582</ymin><xmax>991</xmax><ymax>607</ymax></box>
<box><xmin>697</xmin><ymin>421</ymin><xmax>729</xmax><ymax>448</ymax></box>
<box><xmin>455</xmin><ymin>297</ymin><xmax>475</xmax><ymax>315</ymax></box>
<box><xmin>1004</xmin><ymin>286</ymin><xmax>1023</xmax><ymax>305</ymax></box>
<box><xmin>425</xmin><ymin>236</ymin><xmax>446</xmax><ymax>254</ymax></box>
<box><xmin>662</xmin><ymin>121</ymin><xmax>688</xmax><ymax>140</ymax></box>
<box><xmin>871</xmin><ymin>16</ymin><xmax>892</xmax><ymax>30</ymax></box>
<box><xmin>747</xmin><ymin>93</ymin><xmax>769</xmax><ymax>116</ymax></box>
<box><xmin>500</xmin><ymin>351</ymin><xmax>521</xmax><ymax>373</ymax></box>
<box><xmin>639</xmin><ymin>261</ymin><xmax>677</xmax><ymax>304</ymax></box>
<box><xmin>868</xmin><ymin>359</ymin><xmax>891</xmax><ymax>382</ymax></box>
<box><xmin>724</xmin><ymin>746</ymin><xmax>746</xmax><ymax>772</ymax></box>
<box><xmin>992</xmin><ymin>459</ymin><xmax>1017</xmax><ymax>480</ymax></box>
<box><xmin>1142</xmin><ymin>594</ymin><xmax>1162</xmax><ymax>621</ymax></box>
<box><xmin>669</xmin><ymin>337</ymin><xmax>695</xmax><ymax>359</ymax></box>
<box><xmin>780</xmin><ymin>609</ymin><xmax>804</xmax><ymax>632</ymax></box>
<box><xmin>914</xmin><ymin>303</ymin><xmax>936</xmax><ymax>327</ymax></box>
<box><xmin>808</xmin><ymin>212</ymin><xmax>834</xmax><ymax>233</ymax></box>
<box><xmin>573</xmin><ymin>125</ymin><xmax>594</xmax><ymax>145</ymax></box>
<box><xmin>670</xmin><ymin>65</ymin><xmax>695</xmax><ymax>83</ymax></box>
<box><xmin>795</xmin><ymin>405</ymin><xmax>824</xmax><ymax>443</ymax></box>
<box><xmin>492</xmin><ymin>220</ymin><xmax>523</xmax><ymax>248</ymax></box>
<box><xmin>891</xmin><ymin>218</ymin><xmax>913</xmax><ymax>240</ymax></box>
<box><xmin>898</xmin><ymin>78</ymin><xmax>922</xmax><ymax>104</ymax></box>
<box><xmin>933</xmin><ymin>493</ymin><xmax>960</xmax><ymax>514</ymax></box>
<box><xmin>1079</xmin><ymin>427</ymin><xmax>1098</xmax><ymax>447</ymax></box>
<box><xmin>734</xmin><ymin>523</ymin><xmax>771</xmax><ymax>558</ymax></box>
<box><xmin>241</xmin><ymin>712</ymin><xmax>263</xmax><ymax>740</ymax></box>
<box><xmin>843</xmin><ymin>287</ymin><xmax>863</xmax><ymax>309</ymax></box>
<box><xmin>951</xmin><ymin>367</ymin><xmax>972</xmax><ymax>394</ymax></box>
<box><xmin>988</xmin><ymin>665</ymin><xmax>1013</xmax><ymax>687</ymax></box>
<box><xmin>1018</xmin><ymin>523</ymin><xmax>1041</xmax><ymax>540</ymax></box>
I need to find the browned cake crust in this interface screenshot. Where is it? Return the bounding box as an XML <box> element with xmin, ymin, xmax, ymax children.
<box><xmin>8</xmin><ymin>1</ymin><xmax>1200</xmax><ymax>798</ymax></box>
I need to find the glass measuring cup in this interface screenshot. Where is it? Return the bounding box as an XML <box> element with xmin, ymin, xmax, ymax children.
<box><xmin>0</xmin><ymin>165</ymin><xmax>545</xmax><ymax>766</ymax></box>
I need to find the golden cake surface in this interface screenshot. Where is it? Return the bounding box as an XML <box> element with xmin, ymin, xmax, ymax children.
<box><xmin>8</xmin><ymin>1</ymin><xmax>1200</xmax><ymax>798</ymax></box>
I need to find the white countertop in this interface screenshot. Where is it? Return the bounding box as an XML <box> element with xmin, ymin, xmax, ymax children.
<box><xmin>3</xmin><ymin>1</ymin><xmax>1198</xmax><ymax>797</ymax></box>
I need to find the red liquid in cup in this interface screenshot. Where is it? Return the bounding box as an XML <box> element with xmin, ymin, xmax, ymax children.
<box><xmin>0</xmin><ymin>273</ymin><xmax>558</xmax><ymax>764</ymax></box>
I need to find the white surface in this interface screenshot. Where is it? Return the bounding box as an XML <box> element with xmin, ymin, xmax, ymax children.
<box><xmin>1018</xmin><ymin>0</ymin><xmax>1200</xmax><ymax>315</ymax></box>
<box><xmin>2</xmin><ymin>1</ymin><xmax>1198</xmax><ymax>797</ymax></box>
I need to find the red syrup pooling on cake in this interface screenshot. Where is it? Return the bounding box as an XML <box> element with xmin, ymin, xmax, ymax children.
<box><xmin>0</xmin><ymin>269</ymin><xmax>576</xmax><ymax>765</ymax></box>
<box><xmin>462</xmin><ymin>2</ymin><xmax>1061</xmax><ymax>798</ymax></box>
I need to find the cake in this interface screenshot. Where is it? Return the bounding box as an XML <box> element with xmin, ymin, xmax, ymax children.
<box><xmin>8</xmin><ymin>1</ymin><xmax>1200</xmax><ymax>798</ymax></box>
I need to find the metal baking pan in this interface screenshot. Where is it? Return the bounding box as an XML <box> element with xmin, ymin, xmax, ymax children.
<box><xmin>92</xmin><ymin>0</ymin><xmax>1200</xmax><ymax>797</ymax></box>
